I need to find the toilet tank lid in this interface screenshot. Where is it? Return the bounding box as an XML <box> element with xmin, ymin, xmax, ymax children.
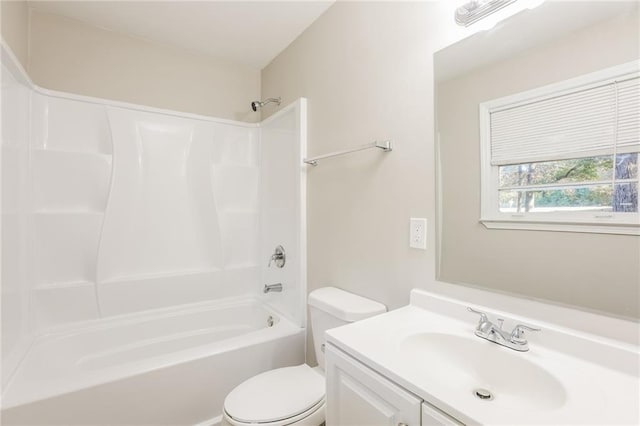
<box><xmin>308</xmin><ymin>287</ymin><xmax>386</xmax><ymax>322</ymax></box>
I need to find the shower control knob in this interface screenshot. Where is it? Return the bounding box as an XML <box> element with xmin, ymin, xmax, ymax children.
<box><xmin>268</xmin><ymin>245</ymin><xmax>286</xmax><ymax>268</ymax></box>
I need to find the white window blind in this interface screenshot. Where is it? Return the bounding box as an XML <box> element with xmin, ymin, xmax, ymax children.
<box><xmin>617</xmin><ymin>76</ymin><xmax>640</xmax><ymax>152</ymax></box>
<box><xmin>490</xmin><ymin>74</ymin><xmax>640</xmax><ymax>166</ymax></box>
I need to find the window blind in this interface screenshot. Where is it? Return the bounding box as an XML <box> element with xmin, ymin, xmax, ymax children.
<box><xmin>489</xmin><ymin>74</ymin><xmax>640</xmax><ymax>166</ymax></box>
<box><xmin>617</xmin><ymin>76</ymin><xmax>640</xmax><ymax>152</ymax></box>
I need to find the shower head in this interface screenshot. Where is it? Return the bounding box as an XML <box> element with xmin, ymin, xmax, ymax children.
<box><xmin>251</xmin><ymin>97</ymin><xmax>281</xmax><ymax>112</ymax></box>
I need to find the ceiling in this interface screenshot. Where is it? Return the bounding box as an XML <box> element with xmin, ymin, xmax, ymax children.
<box><xmin>435</xmin><ymin>0</ymin><xmax>637</xmax><ymax>82</ymax></box>
<box><xmin>28</xmin><ymin>1</ymin><xmax>335</xmax><ymax>69</ymax></box>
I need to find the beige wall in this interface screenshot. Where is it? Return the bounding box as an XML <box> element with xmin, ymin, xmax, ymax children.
<box><xmin>263</xmin><ymin>1</ymin><xmax>458</xmax><ymax>307</ymax></box>
<box><xmin>260</xmin><ymin>2</ymin><xmax>485</xmax><ymax>363</ymax></box>
<box><xmin>437</xmin><ymin>11</ymin><xmax>640</xmax><ymax>319</ymax></box>
<box><xmin>28</xmin><ymin>10</ymin><xmax>260</xmax><ymax>121</ymax></box>
<box><xmin>1</xmin><ymin>0</ymin><xmax>29</xmax><ymax>69</ymax></box>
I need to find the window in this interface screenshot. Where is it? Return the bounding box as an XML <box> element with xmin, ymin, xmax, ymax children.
<box><xmin>480</xmin><ymin>61</ymin><xmax>640</xmax><ymax>235</ymax></box>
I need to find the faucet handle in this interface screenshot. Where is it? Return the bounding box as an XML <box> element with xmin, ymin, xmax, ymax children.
<box><xmin>467</xmin><ymin>307</ymin><xmax>494</xmax><ymax>334</ymax></box>
<box><xmin>510</xmin><ymin>324</ymin><xmax>540</xmax><ymax>344</ymax></box>
<box><xmin>467</xmin><ymin>307</ymin><xmax>487</xmax><ymax>321</ymax></box>
<box><xmin>268</xmin><ymin>245</ymin><xmax>286</xmax><ymax>268</ymax></box>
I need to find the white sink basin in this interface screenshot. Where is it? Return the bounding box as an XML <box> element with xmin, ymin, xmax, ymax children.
<box><xmin>326</xmin><ymin>288</ymin><xmax>640</xmax><ymax>425</ymax></box>
<box><xmin>399</xmin><ymin>333</ymin><xmax>567</xmax><ymax>411</ymax></box>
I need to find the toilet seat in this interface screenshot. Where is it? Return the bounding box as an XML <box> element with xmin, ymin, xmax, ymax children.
<box><xmin>224</xmin><ymin>399</ymin><xmax>325</xmax><ymax>426</ymax></box>
<box><xmin>224</xmin><ymin>364</ymin><xmax>325</xmax><ymax>425</ymax></box>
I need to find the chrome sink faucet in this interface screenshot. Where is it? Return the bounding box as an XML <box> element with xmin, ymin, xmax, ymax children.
<box><xmin>467</xmin><ymin>307</ymin><xmax>540</xmax><ymax>352</ymax></box>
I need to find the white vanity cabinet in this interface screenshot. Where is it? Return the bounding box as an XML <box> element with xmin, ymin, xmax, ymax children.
<box><xmin>326</xmin><ymin>343</ymin><xmax>422</xmax><ymax>426</ymax></box>
<box><xmin>325</xmin><ymin>290</ymin><xmax>640</xmax><ymax>426</ymax></box>
<box><xmin>421</xmin><ymin>403</ymin><xmax>464</xmax><ymax>426</ymax></box>
<box><xmin>326</xmin><ymin>343</ymin><xmax>464</xmax><ymax>426</ymax></box>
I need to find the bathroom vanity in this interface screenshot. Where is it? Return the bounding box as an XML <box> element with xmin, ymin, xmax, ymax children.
<box><xmin>326</xmin><ymin>343</ymin><xmax>457</xmax><ymax>425</ymax></box>
<box><xmin>325</xmin><ymin>288</ymin><xmax>640</xmax><ymax>425</ymax></box>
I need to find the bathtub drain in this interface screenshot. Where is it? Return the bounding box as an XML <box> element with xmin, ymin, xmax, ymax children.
<box><xmin>267</xmin><ymin>316</ymin><xmax>275</xmax><ymax>327</ymax></box>
<box><xmin>474</xmin><ymin>388</ymin><xmax>493</xmax><ymax>400</ymax></box>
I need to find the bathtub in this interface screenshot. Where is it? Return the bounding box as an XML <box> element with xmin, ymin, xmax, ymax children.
<box><xmin>1</xmin><ymin>296</ymin><xmax>305</xmax><ymax>425</ymax></box>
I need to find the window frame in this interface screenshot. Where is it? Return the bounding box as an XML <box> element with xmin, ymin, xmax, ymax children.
<box><xmin>479</xmin><ymin>61</ymin><xmax>640</xmax><ymax>235</ymax></box>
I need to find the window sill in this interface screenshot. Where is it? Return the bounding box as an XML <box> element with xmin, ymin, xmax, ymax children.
<box><xmin>480</xmin><ymin>218</ymin><xmax>640</xmax><ymax>235</ymax></box>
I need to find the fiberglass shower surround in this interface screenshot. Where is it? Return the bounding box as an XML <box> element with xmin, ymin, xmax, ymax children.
<box><xmin>1</xmin><ymin>44</ymin><xmax>307</xmax><ymax>423</ymax></box>
<box><xmin>29</xmin><ymin>97</ymin><xmax>274</xmax><ymax>317</ymax></box>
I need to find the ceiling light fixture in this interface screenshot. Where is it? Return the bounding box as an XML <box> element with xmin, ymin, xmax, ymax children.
<box><xmin>455</xmin><ymin>0</ymin><xmax>518</xmax><ymax>27</ymax></box>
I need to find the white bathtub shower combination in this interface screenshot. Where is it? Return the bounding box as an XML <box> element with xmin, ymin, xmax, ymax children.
<box><xmin>1</xmin><ymin>43</ymin><xmax>307</xmax><ymax>425</ymax></box>
<box><xmin>2</xmin><ymin>298</ymin><xmax>304</xmax><ymax>425</ymax></box>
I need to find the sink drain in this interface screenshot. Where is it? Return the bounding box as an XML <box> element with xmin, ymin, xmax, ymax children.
<box><xmin>474</xmin><ymin>388</ymin><xmax>493</xmax><ymax>400</ymax></box>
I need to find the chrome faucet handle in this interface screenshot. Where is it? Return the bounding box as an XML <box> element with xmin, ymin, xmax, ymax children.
<box><xmin>510</xmin><ymin>324</ymin><xmax>540</xmax><ymax>345</ymax></box>
<box><xmin>467</xmin><ymin>307</ymin><xmax>488</xmax><ymax>322</ymax></box>
<box><xmin>467</xmin><ymin>307</ymin><xmax>492</xmax><ymax>333</ymax></box>
<box><xmin>267</xmin><ymin>245</ymin><xmax>286</xmax><ymax>268</ymax></box>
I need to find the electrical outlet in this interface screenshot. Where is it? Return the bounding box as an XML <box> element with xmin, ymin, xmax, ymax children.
<box><xmin>409</xmin><ymin>218</ymin><xmax>427</xmax><ymax>250</ymax></box>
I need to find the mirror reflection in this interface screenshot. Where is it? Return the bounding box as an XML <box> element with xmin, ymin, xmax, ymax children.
<box><xmin>434</xmin><ymin>1</ymin><xmax>639</xmax><ymax>317</ymax></box>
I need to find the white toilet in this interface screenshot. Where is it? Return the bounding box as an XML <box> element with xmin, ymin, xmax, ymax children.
<box><xmin>222</xmin><ymin>287</ymin><xmax>386</xmax><ymax>426</ymax></box>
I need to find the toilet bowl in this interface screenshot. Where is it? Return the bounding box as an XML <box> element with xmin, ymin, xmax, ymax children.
<box><xmin>223</xmin><ymin>365</ymin><xmax>325</xmax><ymax>426</ymax></box>
<box><xmin>222</xmin><ymin>287</ymin><xmax>386</xmax><ymax>426</ymax></box>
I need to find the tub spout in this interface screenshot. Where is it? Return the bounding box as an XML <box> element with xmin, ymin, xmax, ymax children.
<box><xmin>263</xmin><ymin>283</ymin><xmax>283</xmax><ymax>293</ymax></box>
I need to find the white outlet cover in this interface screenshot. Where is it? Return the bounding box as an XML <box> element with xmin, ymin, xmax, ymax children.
<box><xmin>409</xmin><ymin>218</ymin><xmax>427</xmax><ymax>250</ymax></box>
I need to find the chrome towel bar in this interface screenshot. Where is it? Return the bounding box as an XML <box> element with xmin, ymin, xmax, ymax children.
<box><xmin>303</xmin><ymin>140</ymin><xmax>392</xmax><ymax>166</ymax></box>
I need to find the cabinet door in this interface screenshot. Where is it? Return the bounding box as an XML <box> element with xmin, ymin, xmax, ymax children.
<box><xmin>326</xmin><ymin>343</ymin><xmax>421</xmax><ymax>426</ymax></box>
<box><xmin>422</xmin><ymin>402</ymin><xmax>465</xmax><ymax>426</ymax></box>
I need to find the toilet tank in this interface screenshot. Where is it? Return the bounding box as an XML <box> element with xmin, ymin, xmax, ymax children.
<box><xmin>308</xmin><ymin>287</ymin><xmax>386</xmax><ymax>370</ymax></box>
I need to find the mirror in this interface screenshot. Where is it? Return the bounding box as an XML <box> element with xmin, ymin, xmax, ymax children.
<box><xmin>434</xmin><ymin>1</ymin><xmax>639</xmax><ymax>318</ymax></box>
